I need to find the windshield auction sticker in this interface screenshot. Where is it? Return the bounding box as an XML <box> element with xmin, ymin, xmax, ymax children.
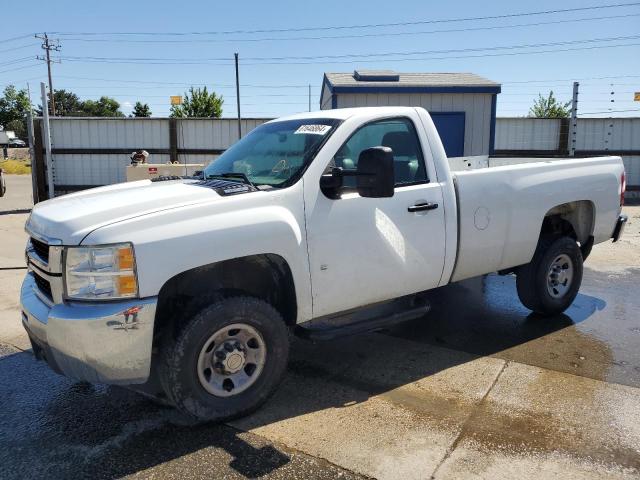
<box><xmin>294</xmin><ymin>124</ymin><xmax>332</xmax><ymax>135</ymax></box>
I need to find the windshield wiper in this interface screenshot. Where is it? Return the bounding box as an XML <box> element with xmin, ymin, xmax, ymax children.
<box><xmin>206</xmin><ymin>172</ymin><xmax>258</xmax><ymax>188</ymax></box>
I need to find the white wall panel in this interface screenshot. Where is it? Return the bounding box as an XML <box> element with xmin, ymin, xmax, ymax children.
<box><xmin>575</xmin><ymin>118</ymin><xmax>640</xmax><ymax>151</ymax></box>
<box><xmin>495</xmin><ymin>118</ymin><xmax>561</xmax><ymax>151</ymax></box>
<box><xmin>47</xmin><ymin>118</ymin><xmax>270</xmax><ymax>187</ymax></box>
<box><xmin>622</xmin><ymin>155</ymin><xmax>640</xmax><ymax>187</ymax></box>
<box><xmin>334</xmin><ymin>92</ymin><xmax>494</xmax><ymax>156</ymax></box>
<box><xmin>51</xmin><ymin>118</ymin><xmax>170</xmax><ymax>149</ymax></box>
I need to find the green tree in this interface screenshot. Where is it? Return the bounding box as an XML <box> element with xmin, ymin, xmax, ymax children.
<box><xmin>0</xmin><ymin>85</ymin><xmax>31</xmax><ymax>132</ymax></box>
<box><xmin>131</xmin><ymin>101</ymin><xmax>151</xmax><ymax>117</ymax></box>
<box><xmin>81</xmin><ymin>96</ymin><xmax>125</xmax><ymax>117</ymax></box>
<box><xmin>36</xmin><ymin>89</ymin><xmax>84</xmax><ymax>116</ymax></box>
<box><xmin>170</xmin><ymin>86</ymin><xmax>223</xmax><ymax>118</ymax></box>
<box><xmin>5</xmin><ymin>119</ymin><xmax>26</xmax><ymax>138</ymax></box>
<box><xmin>529</xmin><ymin>91</ymin><xmax>572</xmax><ymax>118</ymax></box>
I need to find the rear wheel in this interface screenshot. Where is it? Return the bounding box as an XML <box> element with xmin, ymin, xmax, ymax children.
<box><xmin>516</xmin><ymin>236</ymin><xmax>583</xmax><ymax>316</ymax></box>
<box><xmin>159</xmin><ymin>296</ymin><xmax>289</xmax><ymax>421</ymax></box>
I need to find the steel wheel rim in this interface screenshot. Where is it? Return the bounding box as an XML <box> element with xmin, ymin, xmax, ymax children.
<box><xmin>546</xmin><ymin>253</ymin><xmax>574</xmax><ymax>299</ymax></box>
<box><xmin>197</xmin><ymin>323</ymin><xmax>267</xmax><ymax>398</ymax></box>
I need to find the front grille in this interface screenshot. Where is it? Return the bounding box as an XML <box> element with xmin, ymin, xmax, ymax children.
<box><xmin>32</xmin><ymin>272</ymin><xmax>52</xmax><ymax>300</ymax></box>
<box><xmin>30</xmin><ymin>237</ymin><xmax>49</xmax><ymax>264</ymax></box>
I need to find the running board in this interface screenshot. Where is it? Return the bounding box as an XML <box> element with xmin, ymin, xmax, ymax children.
<box><xmin>294</xmin><ymin>303</ymin><xmax>430</xmax><ymax>341</ymax></box>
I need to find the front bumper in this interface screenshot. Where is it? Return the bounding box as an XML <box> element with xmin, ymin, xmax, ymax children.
<box><xmin>612</xmin><ymin>214</ymin><xmax>628</xmax><ymax>243</ymax></box>
<box><xmin>21</xmin><ymin>273</ymin><xmax>157</xmax><ymax>385</ymax></box>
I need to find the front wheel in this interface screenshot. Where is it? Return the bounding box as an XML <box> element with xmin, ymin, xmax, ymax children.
<box><xmin>159</xmin><ymin>296</ymin><xmax>290</xmax><ymax>421</ymax></box>
<box><xmin>516</xmin><ymin>236</ymin><xmax>583</xmax><ymax>316</ymax></box>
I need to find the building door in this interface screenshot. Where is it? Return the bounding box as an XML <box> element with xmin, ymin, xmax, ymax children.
<box><xmin>430</xmin><ymin>112</ymin><xmax>465</xmax><ymax>157</ymax></box>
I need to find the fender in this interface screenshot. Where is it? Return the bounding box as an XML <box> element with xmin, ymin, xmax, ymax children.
<box><xmin>82</xmin><ymin>182</ymin><xmax>313</xmax><ymax>322</ymax></box>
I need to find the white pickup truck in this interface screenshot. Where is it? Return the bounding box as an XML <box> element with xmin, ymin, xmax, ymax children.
<box><xmin>21</xmin><ymin>107</ymin><xmax>627</xmax><ymax>421</ymax></box>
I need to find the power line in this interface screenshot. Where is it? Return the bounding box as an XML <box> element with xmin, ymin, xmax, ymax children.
<box><xmin>49</xmin><ymin>2</ymin><xmax>640</xmax><ymax>36</ymax></box>
<box><xmin>52</xmin><ymin>13</ymin><xmax>640</xmax><ymax>44</ymax></box>
<box><xmin>55</xmin><ymin>75</ymin><xmax>317</xmax><ymax>88</ymax></box>
<box><xmin>58</xmin><ymin>41</ymin><xmax>640</xmax><ymax>67</ymax></box>
<box><xmin>0</xmin><ymin>43</ymin><xmax>40</xmax><ymax>54</ymax></box>
<box><xmin>51</xmin><ymin>74</ymin><xmax>640</xmax><ymax>90</ymax></box>
<box><xmin>502</xmin><ymin>74</ymin><xmax>640</xmax><ymax>84</ymax></box>
<box><xmin>57</xmin><ymin>34</ymin><xmax>640</xmax><ymax>63</ymax></box>
<box><xmin>0</xmin><ymin>33</ymin><xmax>35</xmax><ymax>45</ymax></box>
<box><xmin>241</xmin><ymin>42</ymin><xmax>640</xmax><ymax>65</ymax></box>
<box><xmin>0</xmin><ymin>63</ymin><xmax>41</xmax><ymax>75</ymax></box>
<box><xmin>56</xmin><ymin>35</ymin><xmax>640</xmax><ymax>66</ymax></box>
<box><xmin>579</xmin><ymin>109</ymin><xmax>640</xmax><ymax>114</ymax></box>
<box><xmin>0</xmin><ymin>56</ymin><xmax>35</xmax><ymax>67</ymax></box>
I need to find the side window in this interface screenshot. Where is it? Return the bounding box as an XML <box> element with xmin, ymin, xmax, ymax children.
<box><xmin>330</xmin><ymin>118</ymin><xmax>428</xmax><ymax>187</ymax></box>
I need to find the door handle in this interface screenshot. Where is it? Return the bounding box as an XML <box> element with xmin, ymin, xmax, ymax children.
<box><xmin>408</xmin><ymin>202</ymin><xmax>439</xmax><ymax>213</ymax></box>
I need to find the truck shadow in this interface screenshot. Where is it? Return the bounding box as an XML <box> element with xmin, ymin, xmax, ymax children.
<box><xmin>232</xmin><ymin>274</ymin><xmax>611</xmax><ymax>428</ymax></box>
<box><xmin>0</xmin><ymin>272</ymin><xmax>620</xmax><ymax>479</ymax></box>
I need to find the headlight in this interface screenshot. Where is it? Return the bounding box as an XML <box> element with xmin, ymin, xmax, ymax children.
<box><xmin>64</xmin><ymin>243</ymin><xmax>138</xmax><ymax>300</ymax></box>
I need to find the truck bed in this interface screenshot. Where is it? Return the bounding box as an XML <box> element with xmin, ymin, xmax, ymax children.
<box><xmin>448</xmin><ymin>155</ymin><xmax>624</xmax><ymax>282</ymax></box>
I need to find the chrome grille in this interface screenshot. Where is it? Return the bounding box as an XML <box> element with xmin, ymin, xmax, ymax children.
<box><xmin>32</xmin><ymin>272</ymin><xmax>53</xmax><ymax>300</ymax></box>
<box><xmin>30</xmin><ymin>237</ymin><xmax>50</xmax><ymax>264</ymax></box>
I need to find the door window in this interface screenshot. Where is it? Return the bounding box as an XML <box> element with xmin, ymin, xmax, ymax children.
<box><xmin>330</xmin><ymin>118</ymin><xmax>428</xmax><ymax>188</ymax></box>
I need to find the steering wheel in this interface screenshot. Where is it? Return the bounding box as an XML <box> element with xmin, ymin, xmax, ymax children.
<box><xmin>271</xmin><ymin>159</ymin><xmax>288</xmax><ymax>175</ymax></box>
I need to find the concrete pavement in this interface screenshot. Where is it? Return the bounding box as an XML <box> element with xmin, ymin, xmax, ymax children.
<box><xmin>1</xmin><ymin>175</ymin><xmax>639</xmax><ymax>479</ymax></box>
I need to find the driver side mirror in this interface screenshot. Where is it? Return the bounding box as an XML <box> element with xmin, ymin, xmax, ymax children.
<box><xmin>356</xmin><ymin>146</ymin><xmax>395</xmax><ymax>198</ymax></box>
<box><xmin>320</xmin><ymin>167</ymin><xmax>344</xmax><ymax>200</ymax></box>
<box><xmin>319</xmin><ymin>146</ymin><xmax>395</xmax><ymax>199</ymax></box>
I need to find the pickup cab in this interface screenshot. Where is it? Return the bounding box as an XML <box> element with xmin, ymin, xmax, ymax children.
<box><xmin>21</xmin><ymin>107</ymin><xmax>627</xmax><ymax>420</ymax></box>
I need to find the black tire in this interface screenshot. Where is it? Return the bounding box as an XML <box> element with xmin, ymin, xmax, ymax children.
<box><xmin>516</xmin><ymin>236</ymin><xmax>583</xmax><ymax>316</ymax></box>
<box><xmin>159</xmin><ymin>296</ymin><xmax>289</xmax><ymax>422</ymax></box>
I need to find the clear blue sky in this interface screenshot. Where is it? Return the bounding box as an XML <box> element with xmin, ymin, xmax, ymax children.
<box><xmin>1</xmin><ymin>0</ymin><xmax>639</xmax><ymax>117</ymax></box>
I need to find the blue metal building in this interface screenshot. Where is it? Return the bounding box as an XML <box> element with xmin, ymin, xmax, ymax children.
<box><xmin>320</xmin><ymin>70</ymin><xmax>501</xmax><ymax>157</ymax></box>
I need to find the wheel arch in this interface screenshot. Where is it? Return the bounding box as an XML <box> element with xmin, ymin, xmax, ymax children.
<box><xmin>154</xmin><ymin>253</ymin><xmax>298</xmax><ymax>342</ymax></box>
<box><xmin>541</xmin><ymin>200</ymin><xmax>595</xmax><ymax>243</ymax></box>
<box><xmin>540</xmin><ymin>200</ymin><xmax>595</xmax><ymax>259</ymax></box>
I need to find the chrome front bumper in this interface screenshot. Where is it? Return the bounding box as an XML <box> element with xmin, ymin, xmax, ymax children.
<box><xmin>21</xmin><ymin>273</ymin><xmax>157</xmax><ymax>385</ymax></box>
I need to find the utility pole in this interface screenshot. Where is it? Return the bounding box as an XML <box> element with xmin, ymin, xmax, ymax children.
<box><xmin>604</xmin><ymin>84</ymin><xmax>615</xmax><ymax>152</ymax></box>
<box><xmin>234</xmin><ymin>53</ymin><xmax>241</xmax><ymax>140</ymax></box>
<box><xmin>35</xmin><ymin>33</ymin><xmax>61</xmax><ymax>116</ymax></box>
<box><xmin>308</xmin><ymin>84</ymin><xmax>311</xmax><ymax>111</ymax></box>
<box><xmin>569</xmin><ymin>81</ymin><xmax>579</xmax><ymax>157</ymax></box>
<box><xmin>40</xmin><ymin>83</ymin><xmax>54</xmax><ymax>199</ymax></box>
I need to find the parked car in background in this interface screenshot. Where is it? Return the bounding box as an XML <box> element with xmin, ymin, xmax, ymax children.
<box><xmin>8</xmin><ymin>138</ymin><xmax>26</xmax><ymax>148</ymax></box>
<box><xmin>21</xmin><ymin>107</ymin><xmax>627</xmax><ymax>422</ymax></box>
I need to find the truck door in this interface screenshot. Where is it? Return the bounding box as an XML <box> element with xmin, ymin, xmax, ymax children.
<box><xmin>304</xmin><ymin>116</ymin><xmax>447</xmax><ymax>318</ymax></box>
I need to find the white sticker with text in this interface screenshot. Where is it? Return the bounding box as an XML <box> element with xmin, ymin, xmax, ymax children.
<box><xmin>294</xmin><ymin>124</ymin><xmax>332</xmax><ymax>135</ymax></box>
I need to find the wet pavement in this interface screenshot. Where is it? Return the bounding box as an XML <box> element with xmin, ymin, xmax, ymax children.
<box><xmin>1</xmin><ymin>177</ymin><xmax>639</xmax><ymax>479</ymax></box>
<box><xmin>0</xmin><ymin>346</ymin><xmax>364</xmax><ymax>479</ymax></box>
<box><xmin>2</xmin><ymin>265</ymin><xmax>640</xmax><ymax>479</ymax></box>
<box><xmin>390</xmin><ymin>267</ymin><xmax>640</xmax><ymax>389</ymax></box>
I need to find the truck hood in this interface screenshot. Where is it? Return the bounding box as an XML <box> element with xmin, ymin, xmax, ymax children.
<box><xmin>26</xmin><ymin>180</ymin><xmax>224</xmax><ymax>244</ymax></box>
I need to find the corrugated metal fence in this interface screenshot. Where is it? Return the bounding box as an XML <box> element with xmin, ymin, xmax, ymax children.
<box><xmin>32</xmin><ymin>116</ymin><xmax>639</xmax><ymax>201</ymax></box>
<box><xmin>495</xmin><ymin>117</ymin><xmax>640</xmax><ymax>191</ymax></box>
<box><xmin>32</xmin><ymin>117</ymin><xmax>270</xmax><ymax>200</ymax></box>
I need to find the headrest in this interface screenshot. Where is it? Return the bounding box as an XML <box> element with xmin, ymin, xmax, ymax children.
<box><xmin>381</xmin><ymin>131</ymin><xmax>415</xmax><ymax>157</ymax></box>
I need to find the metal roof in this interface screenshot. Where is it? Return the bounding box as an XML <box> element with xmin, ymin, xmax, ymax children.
<box><xmin>325</xmin><ymin>71</ymin><xmax>500</xmax><ymax>89</ymax></box>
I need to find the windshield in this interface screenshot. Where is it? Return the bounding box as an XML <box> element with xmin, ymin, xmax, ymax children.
<box><xmin>204</xmin><ymin>118</ymin><xmax>341</xmax><ymax>188</ymax></box>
